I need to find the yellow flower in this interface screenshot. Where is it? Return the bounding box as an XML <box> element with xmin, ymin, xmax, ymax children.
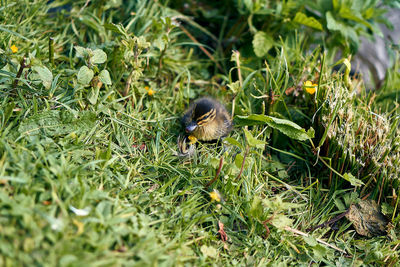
<box><xmin>188</xmin><ymin>135</ymin><xmax>198</xmax><ymax>144</ymax></box>
<box><xmin>304</xmin><ymin>80</ymin><xmax>317</xmax><ymax>95</ymax></box>
<box><xmin>144</xmin><ymin>86</ymin><xmax>150</xmax><ymax>91</ymax></box>
<box><xmin>209</xmin><ymin>190</ymin><xmax>221</xmax><ymax>202</ymax></box>
<box><xmin>10</xmin><ymin>44</ymin><xmax>18</xmax><ymax>53</ymax></box>
<box><xmin>147</xmin><ymin>89</ymin><xmax>155</xmax><ymax>96</ymax></box>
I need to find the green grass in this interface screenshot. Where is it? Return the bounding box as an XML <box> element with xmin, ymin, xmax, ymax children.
<box><xmin>1</xmin><ymin>0</ymin><xmax>399</xmax><ymax>266</ymax></box>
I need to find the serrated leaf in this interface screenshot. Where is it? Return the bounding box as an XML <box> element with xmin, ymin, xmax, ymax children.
<box><xmin>77</xmin><ymin>66</ymin><xmax>94</xmax><ymax>86</ymax></box>
<box><xmin>252</xmin><ymin>31</ymin><xmax>274</xmax><ymax>57</ymax></box>
<box><xmin>99</xmin><ymin>70</ymin><xmax>112</xmax><ymax>85</ymax></box>
<box><xmin>32</xmin><ymin>66</ymin><xmax>53</xmax><ymax>89</ymax></box>
<box><xmin>91</xmin><ymin>49</ymin><xmax>107</xmax><ymax>64</ymax></box>
<box><xmin>244</xmin><ymin>129</ymin><xmax>267</xmax><ymax>148</ymax></box>
<box><xmin>343</xmin><ymin>173</ymin><xmax>364</xmax><ymax>187</ymax></box>
<box><xmin>235</xmin><ymin>114</ymin><xmax>314</xmax><ymax>141</ymax></box>
<box><xmin>293</xmin><ymin>12</ymin><xmax>323</xmax><ymax>30</ymax></box>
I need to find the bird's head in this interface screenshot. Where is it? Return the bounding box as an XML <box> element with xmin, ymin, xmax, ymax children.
<box><xmin>184</xmin><ymin>99</ymin><xmax>217</xmax><ymax>133</ymax></box>
<box><xmin>182</xmin><ymin>97</ymin><xmax>232</xmax><ymax>141</ymax></box>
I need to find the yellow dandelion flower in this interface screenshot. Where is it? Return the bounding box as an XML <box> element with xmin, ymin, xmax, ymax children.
<box><xmin>10</xmin><ymin>44</ymin><xmax>18</xmax><ymax>53</ymax></box>
<box><xmin>304</xmin><ymin>80</ymin><xmax>317</xmax><ymax>95</ymax></box>
<box><xmin>144</xmin><ymin>86</ymin><xmax>150</xmax><ymax>91</ymax></box>
<box><xmin>188</xmin><ymin>135</ymin><xmax>197</xmax><ymax>144</ymax></box>
<box><xmin>147</xmin><ymin>89</ymin><xmax>155</xmax><ymax>96</ymax></box>
<box><xmin>209</xmin><ymin>190</ymin><xmax>221</xmax><ymax>202</ymax></box>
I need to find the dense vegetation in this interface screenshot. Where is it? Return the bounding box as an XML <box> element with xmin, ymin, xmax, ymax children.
<box><xmin>1</xmin><ymin>0</ymin><xmax>399</xmax><ymax>265</ymax></box>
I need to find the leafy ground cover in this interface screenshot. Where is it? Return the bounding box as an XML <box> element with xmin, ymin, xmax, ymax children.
<box><xmin>1</xmin><ymin>0</ymin><xmax>399</xmax><ymax>266</ymax></box>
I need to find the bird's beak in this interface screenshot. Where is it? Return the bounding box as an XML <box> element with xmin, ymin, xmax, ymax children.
<box><xmin>185</xmin><ymin>122</ymin><xmax>197</xmax><ymax>133</ymax></box>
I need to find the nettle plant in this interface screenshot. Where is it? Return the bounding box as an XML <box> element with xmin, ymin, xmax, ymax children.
<box><xmin>74</xmin><ymin>46</ymin><xmax>112</xmax><ymax>106</ymax></box>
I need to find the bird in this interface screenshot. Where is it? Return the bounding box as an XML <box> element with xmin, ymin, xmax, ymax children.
<box><xmin>345</xmin><ymin>199</ymin><xmax>389</xmax><ymax>237</ymax></box>
<box><xmin>181</xmin><ymin>97</ymin><xmax>233</xmax><ymax>142</ymax></box>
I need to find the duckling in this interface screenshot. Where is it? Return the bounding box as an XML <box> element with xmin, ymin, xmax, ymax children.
<box><xmin>182</xmin><ymin>97</ymin><xmax>233</xmax><ymax>141</ymax></box>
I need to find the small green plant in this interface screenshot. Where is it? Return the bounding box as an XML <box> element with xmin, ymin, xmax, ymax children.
<box><xmin>0</xmin><ymin>0</ymin><xmax>399</xmax><ymax>266</ymax></box>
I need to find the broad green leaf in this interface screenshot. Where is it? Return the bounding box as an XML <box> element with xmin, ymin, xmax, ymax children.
<box><xmin>227</xmin><ymin>80</ymin><xmax>240</xmax><ymax>94</ymax></box>
<box><xmin>200</xmin><ymin>245</ymin><xmax>217</xmax><ymax>258</ymax></box>
<box><xmin>313</xmin><ymin>244</ymin><xmax>328</xmax><ymax>261</ymax></box>
<box><xmin>293</xmin><ymin>12</ymin><xmax>323</xmax><ymax>30</ymax></box>
<box><xmin>224</xmin><ymin>137</ymin><xmax>243</xmax><ymax>149</ymax></box>
<box><xmin>32</xmin><ymin>66</ymin><xmax>53</xmax><ymax>89</ymax></box>
<box><xmin>343</xmin><ymin>173</ymin><xmax>364</xmax><ymax>187</ymax></box>
<box><xmin>74</xmin><ymin>46</ymin><xmax>88</xmax><ymax>58</ymax></box>
<box><xmin>332</xmin><ymin>0</ymin><xmax>339</xmax><ymax>10</ymax></box>
<box><xmin>209</xmin><ymin>157</ymin><xmax>221</xmax><ymax>169</ymax></box>
<box><xmin>263</xmin><ymin>196</ymin><xmax>304</xmax><ymax>211</ymax></box>
<box><xmin>303</xmin><ymin>235</ymin><xmax>318</xmax><ymax>247</ymax></box>
<box><xmin>99</xmin><ymin>70</ymin><xmax>112</xmax><ymax>85</ymax></box>
<box><xmin>326</xmin><ymin>11</ymin><xmax>360</xmax><ymax>49</ymax></box>
<box><xmin>91</xmin><ymin>49</ymin><xmax>107</xmax><ymax>64</ymax></box>
<box><xmin>87</xmin><ymin>86</ymin><xmax>100</xmax><ymax>105</ymax></box>
<box><xmin>77</xmin><ymin>66</ymin><xmax>94</xmax><ymax>86</ymax></box>
<box><xmin>244</xmin><ymin>129</ymin><xmax>267</xmax><ymax>148</ymax></box>
<box><xmin>339</xmin><ymin>8</ymin><xmax>373</xmax><ymax>31</ymax></box>
<box><xmin>153</xmin><ymin>38</ymin><xmax>166</xmax><ymax>51</ymax></box>
<box><xmin>252</xmin><ymin>31</ymin><xmax>274</xmax><ymax>57</ymax></box>
<box><xmin>278</xmin><ymin>170</ymin><xmax>288</xmax><ymax>179</ymax></box>
<box><xmin>271</xmin><ymin>214</ymin><xmax>293</xmax><ymax>229</ymax></box>
<box><xmin>234</xmin><ymin>153</ymin><xmax>249</xmax><ymax>169</ymax></box>
<box><xmin>104</xmin><ymin>23</ymin><xmax>129</xmax><ymax>37</ymax></box>
<box><xmin>18</xmin><ymin>110</ymin><xmax>97</xmax><ymax>139</ymax></box>
<box><xmin>250</xmin><ymin>196</ymin><xmax>263</xmax><ymax>219</ymax></box>
<box><xmin>235</xmin><ymin>114</ymin><xmax>314</xmax><ymax>141</ymax></box>
<box><xmin>334</xmin><ymin>198</ymin><xmax>345</xmax><ymax>210</ymax></box>
<box><xmin>326</xmin><ymin>11</ymin><xmax>342</xmax><ymax>31</ymax></box>
<box><xmin>244</xmin><ymin>0</ymin><xmax>253</xmax><ymax>12</ymax></box>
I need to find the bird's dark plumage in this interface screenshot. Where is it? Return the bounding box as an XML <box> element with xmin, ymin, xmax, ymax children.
<box><xmin>182</xmin><ymin>97</ymin><xmax>233</xmax><ymax>141</ymax></box>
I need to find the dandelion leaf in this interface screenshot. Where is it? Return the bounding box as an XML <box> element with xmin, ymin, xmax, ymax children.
<box><xmin>235</xmin><ymin>114</ymin><xmax>314</xmax><ymax>141</ymax></box>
